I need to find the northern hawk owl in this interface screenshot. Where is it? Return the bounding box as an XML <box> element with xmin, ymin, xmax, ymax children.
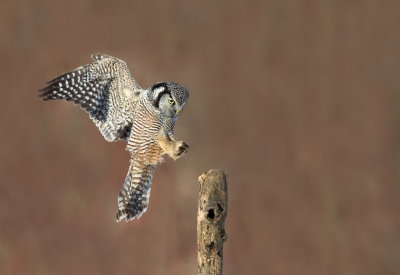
<box><xmin>39</xmin><ymin>54</ymin><xmax>189</xmax><ymax>222</ymax></box>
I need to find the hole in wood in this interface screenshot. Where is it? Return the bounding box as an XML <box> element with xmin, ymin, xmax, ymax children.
<box><xmin>207</xmin><ymin>209</ymin><xmax>215</xmax><ymax>219</ymax></box>
<box><xmin>206</xmin><ymin>241</ymin><xmax>215</xmax><ymax>252</ymax></box>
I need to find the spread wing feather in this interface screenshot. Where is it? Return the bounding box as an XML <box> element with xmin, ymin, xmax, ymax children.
<box><xmin>39</xmin><ymin>54</ymin><xmax>142</xmax><ymax>141</ymax></box>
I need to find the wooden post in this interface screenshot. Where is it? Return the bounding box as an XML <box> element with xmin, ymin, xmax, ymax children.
<box><xmin>197</xmin><ymin>169</ymin><xmax>228</xmax><ymax>275</ymax></box>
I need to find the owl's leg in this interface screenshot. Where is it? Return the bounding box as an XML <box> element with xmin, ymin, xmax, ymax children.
<box><xmin>158</xmin><ymin>132</ymin><xmax>189</xmax><ymax>160</ymax></box>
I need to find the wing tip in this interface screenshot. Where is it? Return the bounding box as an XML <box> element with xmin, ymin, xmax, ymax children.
<box><xmin>91</xmin><ymin>53</ymin><xmax>113</xmax><ymax>61</ymax></box>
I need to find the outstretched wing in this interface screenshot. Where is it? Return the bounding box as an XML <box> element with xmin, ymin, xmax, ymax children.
<box><xmin>39</xmin><ymin>54</ymin><xmax>142</xmax><ymax>141</ymax></box>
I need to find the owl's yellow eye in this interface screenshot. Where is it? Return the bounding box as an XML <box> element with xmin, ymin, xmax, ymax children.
<box><xmin>168</xmin><ymin>98</ymin><xmax>175</xmax><ymax>106</ymax></box>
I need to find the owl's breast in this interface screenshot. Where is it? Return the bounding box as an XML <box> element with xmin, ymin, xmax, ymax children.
<box><xmin>126</xmin><ymin>100</ymin><xmax>164</xmax><ymax>164</ymax></box>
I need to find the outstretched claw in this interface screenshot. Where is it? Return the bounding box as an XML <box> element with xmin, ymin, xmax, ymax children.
<box><xmin>178</xmin><ymin>142</ymin><xmax>189</xmax><ymax>154</ymax></box>
<box><xmin>173</xmin><ymin>141</ymin><xmax>189</xmax><ymax>159</ymax></box>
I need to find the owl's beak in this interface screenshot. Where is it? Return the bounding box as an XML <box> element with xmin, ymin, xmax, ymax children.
<box><xmin>175</xmin><ymin>109</ymin><xmax>180</xmax><ymax>114</ymax></box>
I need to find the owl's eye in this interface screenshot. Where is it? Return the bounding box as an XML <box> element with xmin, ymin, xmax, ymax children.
<box><xmin>168</xmin><ymin>98</ymin><xmax>175</xmax><ymax>106</ymax></box>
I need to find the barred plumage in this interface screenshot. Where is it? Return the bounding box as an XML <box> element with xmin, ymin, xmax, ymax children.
<box><xmin>39</xmin><ymin>54</ymin><xmax>189</xmax><ymax>222</ymax></box>
<box><xmin>39</xmin><ymin>54</ymin><xmax>140</xmax><ymax>141</ymax></box>
<box><xmin>116</xmin><ymin>161</ymin><xmax>155</xmax><ymax>221</ymax></box>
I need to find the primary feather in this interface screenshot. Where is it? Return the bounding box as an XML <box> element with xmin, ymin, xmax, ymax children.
<box><xmin>39</xmin><ymin>54</ymin><xmax>141</xmax><ymax>141</ymax></box>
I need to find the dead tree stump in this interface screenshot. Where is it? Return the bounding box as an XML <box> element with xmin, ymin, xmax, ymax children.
<box><xmin>197</xmin><ymin>169</ymin><xmax>228</xmax><ymax>275</ymax></box>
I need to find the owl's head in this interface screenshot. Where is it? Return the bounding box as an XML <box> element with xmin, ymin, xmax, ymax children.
<box><xmin>150</xmin><ymin>82</ymin><xmax>189</xmax><ymax>118</ymax></box>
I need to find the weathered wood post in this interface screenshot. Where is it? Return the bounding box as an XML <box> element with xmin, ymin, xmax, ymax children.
<box><xmin>197</xmin><ymin>169</ymin><xmax>228</xmax><ymax>275</ymax></box>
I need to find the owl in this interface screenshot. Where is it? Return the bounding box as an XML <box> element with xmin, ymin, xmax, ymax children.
<box><xmin>39</xmin><ymin>54</ymin><xmax>189</xmax><ymax>222</ymax></box>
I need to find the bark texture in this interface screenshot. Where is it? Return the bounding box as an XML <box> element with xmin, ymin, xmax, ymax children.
<box><xmin>197</xmin><ymin>169</ymin><xmax>228</xmax><ymax>275</ymax></box>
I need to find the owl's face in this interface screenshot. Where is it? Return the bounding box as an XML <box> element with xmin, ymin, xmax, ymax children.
<box><xmin>150</xmin><ymin>82</ymin><xmax>189</xmax><ymax>118</ymax></box>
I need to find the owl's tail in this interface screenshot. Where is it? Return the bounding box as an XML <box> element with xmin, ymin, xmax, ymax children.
<box><xmin>116</xmin><ymin>161</ymin><xmax>155</xmax><ymax>222</ymax></box>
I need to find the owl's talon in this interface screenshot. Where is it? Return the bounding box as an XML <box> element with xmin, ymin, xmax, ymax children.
<box><xmin>173</xmin><ymin>141</ymin><xmax>189</xmax><ymax>159</ymax></box>
<box><xmin>178</xmin><ymin>142</ymin><xmax>189</xmax><ymax>154</ymax></box>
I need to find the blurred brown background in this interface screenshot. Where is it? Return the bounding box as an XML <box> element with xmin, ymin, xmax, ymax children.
<box><xmin>1</xmin><ymin>0</ymin><xmax>400</xmax><ymax>274</ymax></box>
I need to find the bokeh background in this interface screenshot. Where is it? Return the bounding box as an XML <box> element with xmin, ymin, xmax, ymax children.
<box><xmin>1</xmin><ymin>0</ymin><xmax>400</xmax><ymax>274</ymax></box>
